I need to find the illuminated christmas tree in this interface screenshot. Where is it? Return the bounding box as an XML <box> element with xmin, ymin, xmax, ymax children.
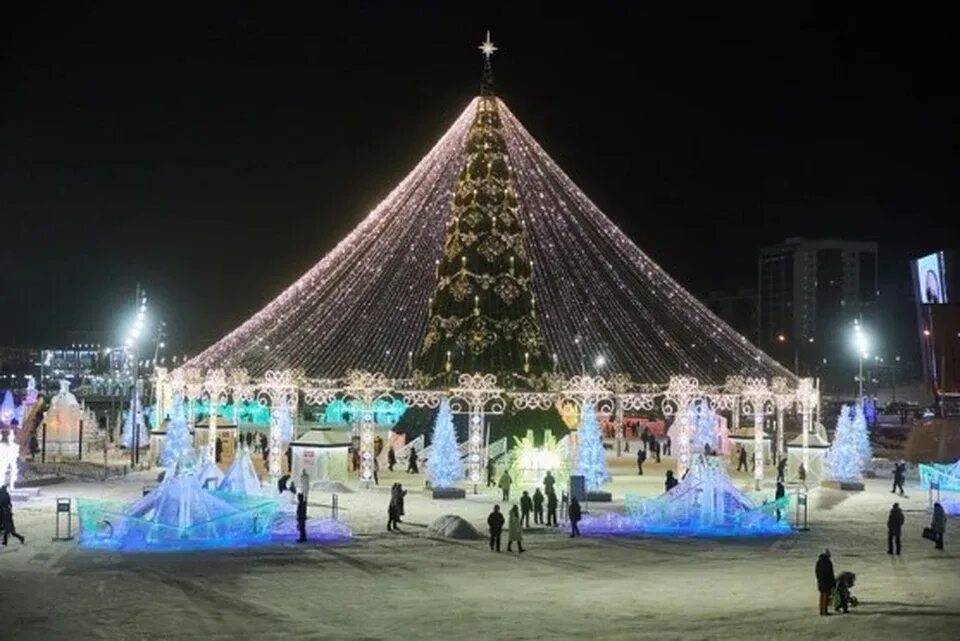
<box><xmin>575</xmin><ymin>401</ymin><xmax>608</xmax><ymax>492</ymax></box>
<box><xmin>416</xmin><ymin>38</ymin><xmax>544</xmax><ymax>382</ymax></box>
<box><xmin>160</xmin><ymin>394</ymin><xmax>193</xmax><ymax>469</ymax></box>
<box><xmin>825</xmin><ymin>404</ymin><xmax>871</xmax><ymax>481</ymax></box>
<box><xmin>428</xmin><ymin>399</ymin><xmax>463</xmax><ymax>490</ymax></box>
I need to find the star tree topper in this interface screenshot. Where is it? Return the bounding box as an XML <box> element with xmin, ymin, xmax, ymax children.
<box><xmin>479</xmin><ymin>31</ymin><xmax>497</xmax><ymax>59</ymax></box>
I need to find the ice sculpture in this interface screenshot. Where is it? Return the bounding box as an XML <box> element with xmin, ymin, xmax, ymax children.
<box><xmin>0</xmin><ymin>390</ymin><xmax>16</xmax><ymax>426</ymax></box>
<box><xmin>195</xmin><ymin>455</ymin><xmax>225</xmax><ymax>489</ymax></box>
<box><xmin>78</xmin><ymin>465</ymin><xmax>279</xmax><ymax>551</ymax></box>
<box><xmin>824</xmin><ymin>404</ymin><xmax>871</xmax><ymax>482</ymax></box>
<box><xmin>580</xmin><ymin>455</ymin><xmax>791</xmax><ymax>537</ymax></box>
<box><xmin>218</xmin><ymin>448</ymin><xmax>264</xmax><ymax>495</ymax></box>
<box><xmin>159</xmin><ymin>394</ymin><xmax>193</xmax><ymax>469</ymax></box>
<box><xmin>43</xmin><ymin>380</ymin><xmax>83</xmax><ymax>455</ymax></box>
<box><xmin>0</xmin><ymin>432</ymin><xmax>19</xmax><ymax>489</ymax></box>
<box><xmin>120</xmin><ymin>387</ymin><xmax>148</xmax><ymax>449</ymax></box>
<box><xmin>919</xmin><ymin>459</ymin><xmax>960</xmax><ymax>492</ymax></box>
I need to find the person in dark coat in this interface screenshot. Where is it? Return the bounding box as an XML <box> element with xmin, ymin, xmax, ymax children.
<box><xmin>775</xmin><ymin>480</ymin><xmax>786</xmax><ymax>522</ymax></box>
<box><xmin>652</xmin><ymin>438</ymin><xmax>661</xmax><ymax>463</ymax></box>
<box><xmin>387</xmin><ymin>446</ymin><xmax>396</xmax><ymax>472</ymax></box>
<box><xmin>798</xmin><ymin>462</ymin><xmax>807</xmax><ymax>485</ymax></box>
<box><xmin>393</xmin><ymin>483</ymin><xmax>407</xmax><ymax>522</ymax></box>
<box><xmin>931</xmin><ymin>502</ymin><xmax>946</xmax><ymax>550</ymax></box>
<box><xmin>296</xmin><ymin>493</ymin><xmax>308</xmax><ymax>542</ymax></box>
<box><xmin>498</xmin><ymin>470</ymin><xmax>513</xmax><ymax>502</ymax></box>
<box><xmin>815</xmin><ymin>549</ymin><xmax>835</xmax><ymax>615</ymax></box>
<box><xmin>486</xmin><ymin>457</ymin><xmax>496</xmax><ymax>487</ymax></box>
<box><xmin>663</xmin><ymin>436</ymin><xmax>671</xmax><ymax>456</ymax></box>
<box><xmin>737</xmin><ymin>446</ymin><xmax>748</xmax><ymax>472</ymax></box>
<box><xmin>637</xmin><ymin>449</ymin><xmax>646</xmax><ymax>475</ymax></box>
<box><xmin>546</xmin><ymin>490</ymin><xmax>559</xmax><ymax>526</ymax></box>
<box><xmin>387</xmin><ymin>486</ymin><xmax>402</xmax><ymax>531</ymax></box>
<box><xmin>407</xmin><ymin>447</ymin><xmax>419</xmax><ymax>474</ymax></box>
<box><xmin>215</xmin><ymin>437</ymin><xmax>223</xmax><ymax>463</ymax></box>
<box><xmin>887</xmin><ymin>502</ymin><xmax>904</xmax><ymax>555</ymax></box>
<box><xmin>568</xmin><ymin>497</ymin><xmax>582</xmax><ymax>537</ymax></box>
<box><xmin>532</xmin><ymin>488</ymin><xmax>545</xmax><ymax>524</ymax></box>
<box><xmin>543</xmin><ymin>471</ymin><xmax>556</xmax><ymax>497</ymax></box>
<box><xmin>776</xmin><ymin>457</ymin><xmax>787</xmax><ymax>483</ymax></box>
<box><xmin>665</xmin><ymin>470</ymin><xmax>679</xmax><ymax>492</ymax></box>
<box><xmin>0</xmin><ymin>485</ymin><xmax>24</xmax><ymax>545</ymax></box>
<box><xmin>487</xmin><ymin>505</ymin><xmax>505</xmax><ymax>552</ymax></box>
<box><xmin>519</xmin><ymin>491</ymin><xmax>533</xmax><ymax>528</ymax></box>
<box><xmin>891</xmin><ymin>462</ymin><xmax>906</xmax><ymax>496</ymax></box>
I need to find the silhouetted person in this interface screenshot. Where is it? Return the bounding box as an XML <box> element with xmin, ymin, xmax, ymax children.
<box><xmin>387</xmin><ymin>485</ymin><xmax>403</xmax><ymax>531</ymax></box>
<box><xmin>543</xmin><ymin>471</ymin><xmax>556</xmax><ymax>497</ymax></box>
<box><xmin>665</xmin><ymin>470</ymin><xmax>679</xmax><ymax>492</ymax></box>
<box><xmin>215</xmin><ymin>436</ymin><xmax>223</xmax><ymax>463</ymax></box>
<box><xmin>663</xmin><ymin>436</ymin><xmax>671</xmax><ymax>456</ymax></box>
<box><xmin>637</xmin><ymin>449</ymin><xmax>646</xmax><ymax>475</ymax></box>
<box><xmin>387</xmin><ymin>446</ymin><xmax>396</xmax><ymax>472</ymax></box>
<box><xmin>932</xmin><ymin>502</ymin><xmax>946</xmax><ymax>550</ymax></box>
<box><xmin>0</xmin><ymin>485</ymin><xmax>24</xmax><ymax>545</ymax></box>
<box><xmin>815</xmin><ymin>549</ymin><xmax>835</xmax><ymax>616</ymax></box>
<box><xmin>487</xmin><ymin>505</ymin><xmax>504</xmax><ymax>552</ymax></box>
<box><xmin>887</xmin><ymin>502</ymin><xmax>904</xmax><ymax>555</ymax></box>
<box><xmin>498</xmin><ymin>470</ymin><xmax>513</xmax><ymax>502</ymax></box>
<box><xmin>407</xmin><ymin>447</ymin><xmax>419</xmax><ymax>474</ymax></box>
<box><xmin>486</xmin><ymin>457</ymin><xmax>496</xmax><ymax>487</ymax></box>
<box><xmin>296</xmin><ymin>493</ymin><xmax>308</xmax><ymax>542</ymax></box>
<box><xmin>777</xmin><ymin>457</ymin><xmax>787</xmax><ymax>483</ymax></box>
<box><xmin>507</xmin><ymin>505</ymin><xmax>524</xmax><ymax>553</ymax></box>
<box><xmin>546</xmin><ymin>490</ymin><xmax>558</xmax><ymax>526</ymax></box>
<box><xmin>532</xmin><ymin>488</ymin><xmax>544</xmax><ymax>524</ymax></box>
<box><xmin>798</xmin><ymin>462</ymin><xmax>807</xmax><ymax>485</ymax></box>
<box><xmin>775</xmin><ymin>480</ymin><xmax>785</xmax><ymax>521</ymax></box>
<box><xmin>568</xmin><ymin>497</ymin><xmax>582</xmax><ymax>537</ymax></box>
<box><xmin>737</xmin><ymin>446</ymin><xmax>748</xmax><ymax>472</ymax></box>
<box><xmin>520</xmin><ymin>491</ymin><xmax>533</xmax><ymax>528</ymax></box>
<box><xmin>891</xmin><ymin>462</ymin><xmax>906</xmax><ymax>496</ymax></box>
<box><xmin>652</xmin><ymin>438</ymin><xmax>661</xmax><ymax>463</ymax></box>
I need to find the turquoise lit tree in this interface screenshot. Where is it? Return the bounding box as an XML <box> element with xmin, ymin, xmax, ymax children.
<box><xmin>575</xmin><ymin>401</ymin><xmax>608</xmax><ymax>492</ymax></box>
<box><xmin>160</xmin><ymin>393</ymin><xmax>193</xmax><ymax>469</ymax></box>
<box><xmin>428</xmin><ymin>399</ymin><xmax>463</xmax><ymax>492</ymax></box>
<box><xmin>825</xmin><ymin>404</ymin><xmax>871</xmax><ymax>481</ymax></box>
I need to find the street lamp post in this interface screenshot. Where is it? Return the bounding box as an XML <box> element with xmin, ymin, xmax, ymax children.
<box><xmin>125</xmin><ymin>285</ymin><xmax>149</xmax><ymax>468</ymax></box>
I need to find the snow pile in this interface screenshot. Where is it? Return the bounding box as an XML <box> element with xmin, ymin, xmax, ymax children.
<box><xmin>428</xmin><ymin>514</ymin><xmax>481</xmax><ymax>540</ymax></box>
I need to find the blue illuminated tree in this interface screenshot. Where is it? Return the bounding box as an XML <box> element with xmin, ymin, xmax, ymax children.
<box><xmin>825</xmin><ymin>404</ymin><xmax>871</xmax><ymax>481</ymax></box>
<box><xmin>575</xmin><ymin>401</ymin><xmax>608</xmax><ymax>492</ymax></box>
<box><xmin>428</xmin><ymin>399</ymin><xmax>463</xmax><ymax>489</ymax></box>
<box><xmin>160</xmin><ymin>394</ymin><xmax>193</xmax><ymax>469</ymax></box>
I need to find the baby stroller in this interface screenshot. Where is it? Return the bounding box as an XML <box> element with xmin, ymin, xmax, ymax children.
<box><xmin>833</xmin><ymin>571</ymin><xmax>858</xmax><ymax>613</ymax></box>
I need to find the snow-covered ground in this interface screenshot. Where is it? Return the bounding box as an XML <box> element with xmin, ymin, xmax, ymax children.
<box><xmin>2</xmin><ymin>449</ymin><xmax>958</xmax><ymax>640</ymax></box>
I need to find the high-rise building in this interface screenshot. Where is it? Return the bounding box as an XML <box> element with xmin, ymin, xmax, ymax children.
<box><xmin>758</xmin><ymin>237</ymin><xmax>878</xmax><ymax>387</ymax></box>
<box><xmin>703</xmin><ymin>288</ymin><xmax>757</xmax><ymax>341</ymax></box>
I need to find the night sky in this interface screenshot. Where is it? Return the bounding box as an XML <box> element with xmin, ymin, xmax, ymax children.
<box><xmin>2</xmin><ymin>3</ymin><xmax>957</xmax><ymax>354</ymax></box>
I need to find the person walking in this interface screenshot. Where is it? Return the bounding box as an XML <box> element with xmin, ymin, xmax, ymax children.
<box><xmin>887</xmin><ymin>502</ymin><xmax>905</xmax><ymax>555</ymax></box>
<box><xmin>532</xmin><ymin>488</ymin><xmax>544</xmax><ymax>524</ymax></box>
<box><xmin>407</xmin><ymin>447</ymin><xmax>419</xmax><ymax>474</ymax></box>
<box><xmin>373</xmin><ymin>457</ymin><xmax>380</xmax><ymax>486</ymax></box>
<box><xmin>507</xmin><ymin>505</ymin><xmax>524</xmax><ymax>553</ymax></box>
<box><xmin>498</xmin><ymin>470</ymin><xmax>513</xmax><ymax>502</ymax></box>
<box><xmin>387</xmin><ymin>446</ymin><xmax>396</xmax><ymax>472</ymax></box>
<box><xmin>663</xmin><ymin>436</ymin><xmax>671</xmax><ymax>456</ymax></box>
<box><xmin>891</xmin><ymin>462</ymin><xmax>906</xmax><ymax>496</ymax></box>
<box><xmin>387</xmin><ymin>486</ymin><xmax>401</xmax><ymax>531</ymax></box>
<box><xmin>0</xmin><ymin>485</ymin><xmax>24</xmax><ymax>545</ymax></box>
<box><xmin>815</xmin><ymin>549</ymin><xmax>836</xmax><ymax>616</ymax></box>
<box><xmin>665</xmin><ymin>469</ymin><xmax>679</xmax><ymax>492</ymax></box>
<box><xmin>486</xmin><ymin>457</ymin><xmax>496</xmax><ymax>487</ymax></box>
<box><xmin>737</xmin><ymin>445</ymin><xmax>748</xmax><ymax>472</ymax></box>
<box><xmin>777</xmin><ymin>457</ymin><xmax>787</xmax><ymax>483</ymax></box>
<box><xmin>568</xmin><ymin>497</ymin><xmax>582</xmax><ymax>537</ymax></box>
<box><xmin>395</xmin><ymin>483</ymin><xmax>407</xmax><ymax>522</ymax></box>
<box><xmin>652</xmin><ymin>438</ymin><xmax>661</xmax><ymax>463</ymax></box>
<box><xmin>299</xmin><ymin>469</ymin><xmax>310</xmax><ymax>501</ymax></box>
<box><xmin>296</xmin><ymin>493</ymin><xmax>308</xmax><ymax>543</ymax></box>
<box><xmin>774</xmin><ymin>480</ymin><xmax>786</xmax><ymax>521</ymax></box>
<box><xmin>487</xmin><ymin>505</ymin><xmax>505</xmax><ymax>552</ymax></box>
<box><xmin>546</xmin><ymin>489</ymin><xmax>558</xmax><ymax>526</ymax></box>
<box><xmin>520</xmin><ymin>491</ymin><xmax>533</xmax><ymax>528</ymax></box>
<box><xmin>931</xmin><ymin>502</ymin><xmax>946</xmax><ymax>550</ymax></box>
<box><xmin>637</xmin><ymin>448</ymin><xmax>646</xmax><ymax>476</ymax></box>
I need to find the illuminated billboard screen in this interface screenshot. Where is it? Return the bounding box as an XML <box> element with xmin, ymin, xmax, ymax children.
<box><xmin>916</xmin><ymin>252</ymin><xmax>947</xmax><ymax>304</ymax></box>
